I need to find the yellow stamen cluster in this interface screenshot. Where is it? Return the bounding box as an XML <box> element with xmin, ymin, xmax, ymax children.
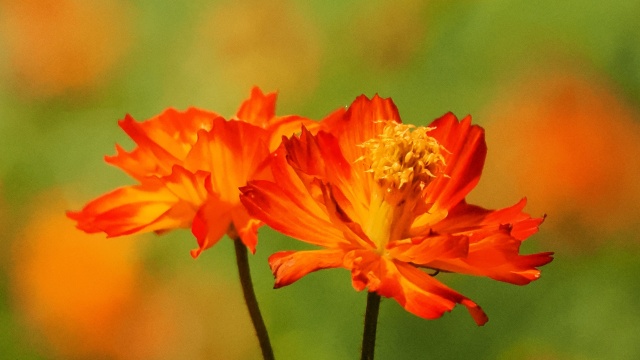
<box><xmin>359</xmin><ymin>122</ymin><xmax>446</xmax><ymax>190</ymax></box>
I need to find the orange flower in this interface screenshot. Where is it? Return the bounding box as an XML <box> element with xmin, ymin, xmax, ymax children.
<box><xmin>68</xmin><ymin>87</ymin><xmax>312</xmax><ymax>257</ymax></box>
<box><xmin>241</xmin><ymin>95</ymin><xmax>553</xmax><ymax>325</ymax></box>
<box><xmin>0</xmin><ymin>0</ymin><xmax>135</xmax><ymax>98</ymax></box>
<box><xmin>12</xmin><ymin>192</ymin><xmax>141</xmax><ymax>358</ymax></box>
<box><xmin>478</xmin><ymin>72</ymin><xmax>640</xmax><ymax>236</ymax></box>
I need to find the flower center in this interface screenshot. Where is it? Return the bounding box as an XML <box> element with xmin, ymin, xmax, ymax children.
<box><xmin>359</xmin><ymin>122</ymin><xmax>446</xmax><ymax>252</ymax></box>
<box><xmin>359</xmin><ymin>122</ymin><xmax>445</xmax><ymax>191</ymax></box>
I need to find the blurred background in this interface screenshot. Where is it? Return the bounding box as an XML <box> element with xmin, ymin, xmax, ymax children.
<box><xmin>1</xmin><ymin>0</ymin><xmax>639</xmax><ymax>359</ymax></box>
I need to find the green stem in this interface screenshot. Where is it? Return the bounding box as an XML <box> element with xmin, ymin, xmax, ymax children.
<box><xmin>361</xmin><ymin>291</ymin><xmax>381</xmax><ymax>360</ymax></box>
<box><xmin>234</xmin><ymin>238</ymin><xmax>275</xmax><ymax>360</ymax></box>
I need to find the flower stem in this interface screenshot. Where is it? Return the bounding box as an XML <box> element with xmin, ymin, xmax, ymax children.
<box><xmin>233</xmin><ymin>238</ymin><xmax>275</xmax><ymax>360</ymax></box>
<box><xmin>361</xmin><ymin>291</ymin><xmax>381</xmax><ymax>360</ymax></box>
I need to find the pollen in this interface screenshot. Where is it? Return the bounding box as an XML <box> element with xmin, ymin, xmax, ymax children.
<box><xmin>359</xmin><ymin>122</ymin><xmax>446</xmax><ymax>189</ymax></box>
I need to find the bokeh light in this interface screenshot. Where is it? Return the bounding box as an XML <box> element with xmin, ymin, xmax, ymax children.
<box><xmin>10</xmin><ymin>191</ymin><xmax>142</xmax><ymax>358</ymax></box>
<box><xmin>347</xmin><ymin>0</ymin><xmax>429</xmax><ymax>70</ymax></box>
<box><xmin>0</xmin><ymin>0</ymin><xmax>136</xmax><ymax>99</ymax></box>
<box><xmin>8</xmin><ymin>190</ymin><xmax>258</xmax><ymax>359</ymax></box>
<box><xmin>184</xmin><ymin>0</ymin><xmax>322</xmax><ymax>104</ymax></box>
<box><xmin>110</xmin><ymin>271</ymin><xmax>257</xmax><ymax>360</ymax></box>
<box><xmin>476</xmin><ymin>69</ymin><xmax>640</xmax><ymax>250</ymax></box>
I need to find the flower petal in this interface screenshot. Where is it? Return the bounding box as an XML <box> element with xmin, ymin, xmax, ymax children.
<box><xmin>343</xmin><ymin>250</ymin><xmax>488</xmax><ymax>325</ymax></box>
<box><xmin>423</xmin><ymin>113</ymin><xmax>487</xmax><ymax>212</ymax></box>
<box><xmin>184</xmin><ymin>118</ymin><xmax>271</xmax><ymax>201</ymax></box>
<box><xmin>387</xmin><ymin>234</ymin><xmax>469</xmax><ymax>265</ymax></box>
<box><xmin>393</xmin><ymin>261</ymin><xmax>488</xmax><ymax>326</ymax></box>
<box><xmin>241</xmin><ymin>178</ymin><xmax>350</xmax><ymax>248</ymax></box>
<box><xmin>234</xmin><ymin>86</ymin><xmax>277</xmax><ymax>128</ymax></box>
<box><xmin>320</xmin><ymin>181</ymin><xmax>376</xmax><ymax>250</ymax></box>
<box><xmin>427</xmin><ymin>232</ymin><xmax>554</xmax><ymax>285</ymax></box>
<box><xmin>285</xmin><ymin>127</ymin><xmax>351</xmax><ymax>181</ymax></box>
<box><xmin>268</xmin><ymin>249</ymin><xmax>346</xmax><ymax>288</ymax></box>
<box><xmin>241</xmin><ymin>133</ymin><xmax>368</xmax><ymax>249</ymax></box>
<box><xmin>283</xmin><ymin>127</ymin><xmax>371</xmax><ymax>223</ymax></box>
<box><xmin>266</xmin><ymin>115</ymin><xmax>317</xmax><ymax>151</ymax></box>
<box><xmin>190</xmin><ymin>197</ymin><xmax>234</xmax><ymax>258</ymax></box>
<box><xmin>432</xmin><ymin>198</ymin><xmax>544</xmax><ymax>241</ymax></box>
<box><xmin>233</xmin><ymin>86</ymin><xmax>318</xmax><ymax>150</ymax></box>
<box><xmin>318</xmin><ymin>95</ymin><xmax>403</xmax><ymax>207</ymax></box>
<box><xmin>230</xmin><ymin>206</ymin><xmax>261</xmax><ymax>253</ymax></box>
<box><xmin>106</xmin><ymin>108</ymin><xmax>220</xmax><ymax>180</ymax></box>
<box><xmin>322</xmin><ymin>94</ymin><xmax>401</xmax><ymax>163</ymax></box>
<box><xmin>67</xmin><ymin>165</ymin><xmax>208</xmax><ymax>237</ymax></box>
<box><xmin>421</xmin><ymin>198</ymin><xmax>553</xmax><ymax>284</ymax></box>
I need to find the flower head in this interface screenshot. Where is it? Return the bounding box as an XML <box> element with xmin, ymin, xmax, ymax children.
<box><xmin>358</xmin><ymin>122</ymin><xmax>445</xmax><ymax>190</ymax></box>
<box><xmin>68</xmin><ymin>87</ymin><xmax>312</xmax><ymax>257</ymax></box>
<box><xmin>240</xmin><ymin>95</ymin><xmax>553</xmax><ymax>325</ymax></box>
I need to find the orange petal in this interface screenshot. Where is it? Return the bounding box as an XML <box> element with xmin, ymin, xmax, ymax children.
<box><xmin>234</xmin><ymin>87</ymin><xmax>318</xmax><ymax>150</ymax></box>
<box><xmin>270</xmin><ymin>144</ymin><xmax>328</xmax><ymax>215</ymax></box>
<box><xmin>162</xmin><ymin>165</ymin><xmax>210</xmax><ymax>205</ymax></box>
<box><xmin>190</xmin><ymin>197</ymin><xmax>234</xmax><ymax>258</ymax></box>
<box><xmin>105</xmin><ymin>143</ymin><xmax>159</xmax><ymax>181</ymax></box>
<box><xmin>283</xmin><ymin>128</ymin><xmax>371</xmax><ymax>224</ymax></box>
<box><xmin>427</xmin><ymin>232</ymin><xmax>554</xmax><ymax>285</ymax></box>
<box><xmin>344</xmin><ymin>249</ymin><xmax>395</xmax><ymax>292</ymax></box>
<box><xmin>184</xmin><ymin>118</ymin><xmax>271</xmax><ymax>200</ymax></box>
<box><xmin>266</xmin><ymin>114</ymin><xmax>317</xmax><ymax>151</ymax></box>
<box><xmin>320</xmin><ymin>181</ymin><xmax>375</xmax><ymax>250</ymax></box>
<box><xmin>423</xmin><ymin>113</ymin><xmax>487</xmax><ymax>212</ymax></box>
<box><xmin>234</xmin><ymin>86</ymin><xmax>277</xmax><ymax>128</ymax></box>
<box><xmin>431</xmin><ymin>198</ymin><xmax>544</xmax><ymax>242</ymax></box>
<box><xmin>315</xmin><ymin>106</ymin><xmax>347</xmax><ymax>133</ymax></box>
<box><xmin>106</xmin><ymin>108</ymin><xmax>221</xmax><ymax>180</ymax></box>
<box><xmin>240</xmin><ymin>179</ymin><xmax>350</xmax><ymax>248</ymax></box>
<box><xmin>242</xmin><ymin>138</ymin><xmax>368</xmax><ymax>249</ymax></box>
<box><xmin>393</xmin><ymin>261</ymin><xmax>488</xmax><ymax>326</ymax></box>
<box><xmin>284</xmin><ymin>127</ymin><xmax>343</xmax><ymax>178</ymax></box>
<box><xmin>67</xmin><ymin>166</ymin><xmax>208</xmax><ymax>237</ymax></box>
<box><xmin>343</xmin><ymin>250</ymin><xmax>488</xmax><ymax>325</ymax></box>
<box><xmin>230</xmin><ymin>206</ymin><xmax>262</xmax><ymax>253</ymax></box>
<box><xmin>387</xmin><ymin>234</ymin><xmax>469</xmax><ymax>265</ymax></box>
<box><xmin>268</xmin><ymin>249</ymin><xmax>346</xmax><ymax>288</ymax></box>
<box><xmin>409</xmin><ymin>198</ymin><xmax>552</xmax><ymax>284</ymax></box>
<box><xmin>321</xmin><ymin>94</ymin><xmax>401</xmax><ymax>163</ymax></box>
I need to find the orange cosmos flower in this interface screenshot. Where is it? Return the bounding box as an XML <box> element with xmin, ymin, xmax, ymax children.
<box><xmin>68</xmin><ymin>87</ymin><xmax>312</xmax><ymax>257</ymax></box>
<box><xmin>241</xmin><ymin>95</ymin><xmax>553</xmax><ymax>325</ymax></box>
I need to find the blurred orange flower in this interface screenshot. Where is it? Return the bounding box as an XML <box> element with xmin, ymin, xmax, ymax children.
<box><xmin>112</xmin><ymin>273</ymin><xmax>257</xmax><ymax>360</ymax></box>
<box><xmin>11</xmin><ymin>192</ymin><xmax>141</xmax><ymax>358</ymax></box>
<box><xmin>68</xmin><ymin>87</ymin><xmax>313</xmax><ymax>257</ymax></box>
<box><xmin>12</xmin><ymin>192</ymin><xmax>258</xmax><ymax>359</ymax></box>
<box><xmin>348</xmin><ymin>0</ymin><xmax>428</xmax><ymax>70</ymax></box>
<box><xmin>0</xmin><ymin>0</ymin><xmax>135</xmax><ymax>98</ymax></box>
<box><xmin>478</xmin><ymin>72</ymin><xmax>640</xmax><ymax>237</ymax></box>
<box><xmin>191</xmin><ymin>0</ymin><xmax>322</xmax><ymax>100</ymax></box>
<box><xmin>241</xmin><ymin>95</ymin><xmax>553</xmax><ymax>325</ymax></box>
